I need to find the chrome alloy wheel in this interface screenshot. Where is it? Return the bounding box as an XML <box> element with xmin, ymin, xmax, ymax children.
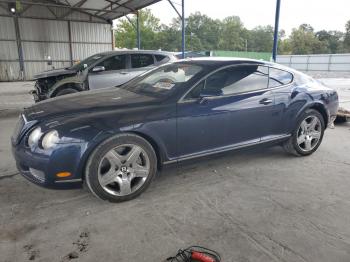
<box><xmin>97</xmin><ymin>144</ymin><xmax>150</xmax><ymax>196</ymax></box>
<box><xmin>296</xmin><ymin>115</ymin><xmax>322</xmax><ymax>152</ymax></box>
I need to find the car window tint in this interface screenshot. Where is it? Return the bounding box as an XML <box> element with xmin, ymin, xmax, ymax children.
<box><xmin>123</xmin><ymin>64</ymin><xmax>203</xmax><ymax>97</ymax></box>
<box><xmin>155</xmin><ymin>55</ymin><xmax>167</xmax><ymax>62</ymax></box>
<box><xmin>98</xmin><ymin>55</ymin><xmax>126</xmax><ymax>71</ymax></box>
<box><xmin>202</xmin><ymin>65</ymin><xmax>268</xmax><ymax>96</ymax></box>
<box><xmin>186</xmin><ymin>81</ymin><xmax>205</xmax><ymax>99</ymax></box>
<box><xmin>269</xmin><ymin>68</ymin><xmax>293</xmax><ymax>87</ymax></box>
<box><xmin>131</xmin><ymin>54</ymin><xmax>154</xmax><ymax>68</ymax></box>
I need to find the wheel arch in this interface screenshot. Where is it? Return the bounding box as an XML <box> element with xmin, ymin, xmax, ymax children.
<box><xmin>78</xmin><ymin>130</ymin><xmax>165</xmax><ymax>182</ymax></box>
<box><xmin>306</xmin><ymin>102</ymin><xmax>329</xmax><ymax>128</ymax></box>
<box><xmin>128</xmin><ymin>131</ymin><xmax>165</xmax><ymax>171</ymax></box>
<box><xmin>49</xmin><ymin>82</ymin><xmax>84</xmax><ymax>98</ymax></box>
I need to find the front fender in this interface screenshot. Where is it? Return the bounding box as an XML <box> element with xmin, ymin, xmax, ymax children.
<box><xmin>48</xmin><ymin>74</ymin><xmax>86</xmax><ymax>98</ymax></box>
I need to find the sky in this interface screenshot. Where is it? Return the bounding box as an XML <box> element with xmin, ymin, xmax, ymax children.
<box><xmin>144</xmin><ymin>0</ymin><xmax>350</xmax><ymax>36</ymax></box>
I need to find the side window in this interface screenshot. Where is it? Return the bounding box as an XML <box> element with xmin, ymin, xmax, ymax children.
<box><xmin>200</xmin><ymin>65</ymin><xmax>269</xmax><ymax>96</ymax></box>
<box><xmin>155</xmin><ymin>55</ymin><xmax>166</xmax><ymax>62</ymax></box>
<box><xmin>155</xmin><ymin>54</ymin><xmax>170</xmax><ymax>64</ymax></box>
<box><xmin>186</xmin><ymin>81</ymin><xmax>205</xmax><ymax>99</ymax></box>
<box><xmin>98</xmin><ymin>55</ymin><xmax>126</xmax><ymax>71</ymax></box>
<box><xmin>269</xmin><ymin>68</ymin><xmax>293</xmax><ymax>88</ymax></box>
<box><xmin>131</xmin><ymin>54</ymin><xmax>154</xmax><ymax>68</ymax></box>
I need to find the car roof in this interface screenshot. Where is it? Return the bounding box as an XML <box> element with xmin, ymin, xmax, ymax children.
<box><xmin>175</xmin><ymin>57</ymin><xmax>295</xmax><ymax>71</ymax></box>
<box><xmin>177</xmin><ymin>57</ymin><xmax>267</xmax><ymax>66</ymax></box>
<box><xmin>97</xmin><ymin>50</ymin><xmax>175</xmax><ymax>56</ymax></box>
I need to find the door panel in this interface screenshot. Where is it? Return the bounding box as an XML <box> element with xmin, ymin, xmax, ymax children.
<box><xmin>177</xmin><ymin>99</ymin><xmax>231</xmax><ymax>157</ymax></box>
<box><xmin>88</xmin><ymin>54</ymin><xmax>128</xmax><ymax>89</ymax></box>
<box><xmin>88</xmin><ymin>70</ymin><xmax>132</xmax><ymax>89</ymax></box>
<box><xmin>177</xmin><ymin>64</ymin><xmax>279</xmax><ymax>158</ymax></box>
<box><xmin>177</xmin><ymin>90</ymin><xmax>276</xmax><ymax>157</ymax></box>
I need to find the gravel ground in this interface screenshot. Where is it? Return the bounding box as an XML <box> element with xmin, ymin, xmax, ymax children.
<box><xmin>0</xmin><ymin>82</ymin><xmax>33</xmax><ymax>118</ymax></box>
<box><xmin>0</xmin><ymin>73</ymin><xmax>350</xmax><ymax>262</ymax></box>
<box><xmin>1</xmin><ymin>117</ymin><xmax>350</xmax><ymax>262</ymax></box>
<box><xmin>302</xmin><ymin>71</ymin><xmax>350</xmax><ymax>79</ymax></box>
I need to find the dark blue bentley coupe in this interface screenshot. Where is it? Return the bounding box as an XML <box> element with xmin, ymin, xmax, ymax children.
<box><xmin>12</xmin><ymin>58</ymin><xmax>339</xmax><ymax>202</ymax></box>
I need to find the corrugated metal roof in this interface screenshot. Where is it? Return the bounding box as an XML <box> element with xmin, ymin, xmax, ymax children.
<box><xmin>2</xmin><ymin>0</ymin><xmax>162</xmax><ymax>23</ymax></box>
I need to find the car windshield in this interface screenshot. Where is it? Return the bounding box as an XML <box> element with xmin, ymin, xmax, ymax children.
<box><xmin>121</xmin><ymin>63</ymin><xmax>203</xmax><ymax>97</ymax></box>
<box><xmin>69</xmin><ymin>54</ymin><xmax>106</xmax><ymax>71</ymax></box>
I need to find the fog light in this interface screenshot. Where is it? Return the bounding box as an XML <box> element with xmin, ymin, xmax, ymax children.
<box><xmin>29</xmin><ymin>168</ymin><xmax>45</xmax><ymax>182</ymax></box>
<box><xmin>56</xmin><ymin>172</ymin><xmax>72</xmax><ymax>178</ymax></box>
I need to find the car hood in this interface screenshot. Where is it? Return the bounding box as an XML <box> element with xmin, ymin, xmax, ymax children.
<box><xmin>34</xmin><ymin>67</ymin><xmax>77</xmax><ymax>79</ymax></box>
<box><xmin>24</xmin><ymin>88</ymin><xmax>160</xmax><ymax>122</ymax></box>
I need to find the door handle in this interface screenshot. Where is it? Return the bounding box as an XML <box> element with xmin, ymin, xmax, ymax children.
<box><xmin>259</xmin><ymin>98</ymin><xmax>273</xmax><ymax>105</ymax></box>
<box><xmin>119</xmin><ymin>72</ymin><xmax>128</xmax><ymax>75</ymax></box>
<box><xmin>198</xmin><ymin>97</ymin><xmax>209</xmax><ymax>105</ymax></box>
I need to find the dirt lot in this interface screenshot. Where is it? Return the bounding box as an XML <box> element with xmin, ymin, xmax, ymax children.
<box><xmin>1</xmin><ymin>76</ymin><xmax>350</xmax><ymax>261</ymax></box>
<box><xmin>1</xmin><ymin>115</ymin><xmax>350</xmax><ymax>261</ymax></box>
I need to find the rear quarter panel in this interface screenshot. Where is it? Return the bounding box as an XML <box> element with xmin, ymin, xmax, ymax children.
<box><xmin>273</xmin><ymin>79</ymin><xmax>338</xmax><ymax>134</ymax></box>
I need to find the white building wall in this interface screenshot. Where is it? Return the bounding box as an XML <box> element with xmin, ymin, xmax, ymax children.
<box><xmin>276</xmin><ymin>54</ymin><xmax>350</xmax><ymax>72</ymax></box>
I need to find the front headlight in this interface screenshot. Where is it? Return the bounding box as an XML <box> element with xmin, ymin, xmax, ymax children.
<box><xmin>28</xmin><ymin>127</ymin><xmax>42</xmax><ymax>147</ymax></box>
<box><xmin>41</xmin><ymin>130</ymin><xmax>60</xmax><ymax>149</ymax></box>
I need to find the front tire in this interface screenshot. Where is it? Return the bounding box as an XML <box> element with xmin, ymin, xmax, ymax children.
<box><xmin>283</xmin><ymin>109</ymin><xmax>325</xmax><ymax>156</ymax></box>
<box><xmin>55</xmin><ymin>88</ymin><xmax>78</xmax><ymax>97</ymax></box>
<box><xmin>85</xmin><ymin>134</ymin><xmax>157</xmax><ymax>202</ymax></box>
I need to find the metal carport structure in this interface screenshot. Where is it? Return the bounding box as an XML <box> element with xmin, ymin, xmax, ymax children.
<box><xmin>0</xmin><ymin>0</ymin><xmax>167</xmax><ymax>81</ymax></box>
<box><xmin>0</xmin><ymin>0</ymin><xmax>281</xmax><ymax>81</ymax></box>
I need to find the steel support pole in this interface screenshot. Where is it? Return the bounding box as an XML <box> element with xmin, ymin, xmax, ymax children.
<box><xmin>13</xmin><ymin>15</ymin><xmax>25</xmax><ymax>80</ymax></box>
<box><xmin>67</xmin><ymin>21</ymin><xmax>73</xmax><ymax>65</ymax></box>
<box><xmin>272</xmin><ymin>0</ymin><xmax>281</xmax><ymax>62</ymax></box>
<box><xmin>181</xmin><ymin>0</ymin><xmax>185</xmax><ymax>59</ymax></box>
<box><xmin>136</xmin><ymin>11</ymin><xmax>140</xmax><ymax>49</ymax></box>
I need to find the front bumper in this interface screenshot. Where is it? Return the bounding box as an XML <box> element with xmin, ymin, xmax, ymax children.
<box><xmin>12</xmin><ymin>142</ymin><xmax>84</xmax><ymax>189</ymax></box>
<box><xmin>30</xmin><ymin>90</ymin><xmax>40</xmax><ymax>103</ymax></box>
<box><xmin>32</xmin><ymin>81</ymin><xmax>49</xmax><ymax>102</ymax></box>
<box><xmin>31</xmin><ymin>89</ymin><xmax>47</xmax><ymax>103</ymax></box>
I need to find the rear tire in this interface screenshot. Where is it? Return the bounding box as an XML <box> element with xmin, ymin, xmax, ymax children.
<box><xmin>85</xmin><ymin>133</ymin><xmax>157</xmax><ymax>202</ymax></box>
<box><xmin>283</xmin><ymin>109</ymin><xmax>325</xmax><ymax>156</ymax></box>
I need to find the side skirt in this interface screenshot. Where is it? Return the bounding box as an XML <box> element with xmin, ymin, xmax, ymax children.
<box><xmin>163</xmin><ymin>134</ymin><xmax>291</xmax><ymax>165</ymax></box>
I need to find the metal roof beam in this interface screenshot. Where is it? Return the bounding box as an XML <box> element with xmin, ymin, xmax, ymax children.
<box><xmin>0</xmin><ymin>0</ymin><xmax>124</xmax><ymax>14</ymax></box>
<box><xmin>96</xmin><ymin>0</ymin><xmax>135</xmax><ymax>17</ymax></box>
<box><xmin>19</xmin><ymin>4</ymin><xmax>33</xmax><ymax>15</ymax></box>
<box><xmin>124</xmin><ymin>14</ymin><xmax>136</xmax><ymax>30</ymax></box>
<box><xmin>167</xmin><ymin>0</ymin><xmax>182</xmax><ymax>19</ymax></box>
<box><xmin>46</xmin><ymin>6</ymin><xmax>58</xmax><ymax>18</ymax></box>
<box><xmin>0</xmin><ymin>2</ymin><xmax>9</xmax><ymax>14</ymax></box>
<box><xmin>105</xmin><ymin>0</ymin><xmax>134</xmax><ymax>12</ymax></box>
<box><xmin>59</xmin><ymin>0</ymin><xmax>88</xmax><ymax>19</ymax></box>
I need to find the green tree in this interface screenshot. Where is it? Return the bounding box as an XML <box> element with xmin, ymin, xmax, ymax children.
<box><xmin>316</xmin><ymin>30</ymin><xmax>344</xmax><ymax>53</ymax></box>
<box><xmin>289</xmin><ymin>24</ymin><xmax>328</xmax><ymax>54</ymax></box>
<box><xmin>185</xmin><ymin>12</ymin><xmax>221</xmax><ymax>50</ymax></box>
<box><xmin>344</xmin><ymin>20</ymin><xmax>350</xmax><ymax>52</ymax></box>
<box><xmin>218</xmin><ymin>16</ymin><xmax>247</xmax><ymax>51</ymax></box>
<box><xmin>247</xmin><ymin>26</ymin><xmax>274</xmax><ymax>52</ymax></box>
<box><xmin>157</xmin><ymin>21</ymin><xmax>182</xmax><ymax>51</ymax></box>
<box><xmin>114</xmin><ymin>9</ymin><xmax>346</xmax><ymax>55</ymax></box>
<box><xmin>115</xmin><ymin>9</ymin><xmax>161</xmax><ymax>49</ymax></box>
